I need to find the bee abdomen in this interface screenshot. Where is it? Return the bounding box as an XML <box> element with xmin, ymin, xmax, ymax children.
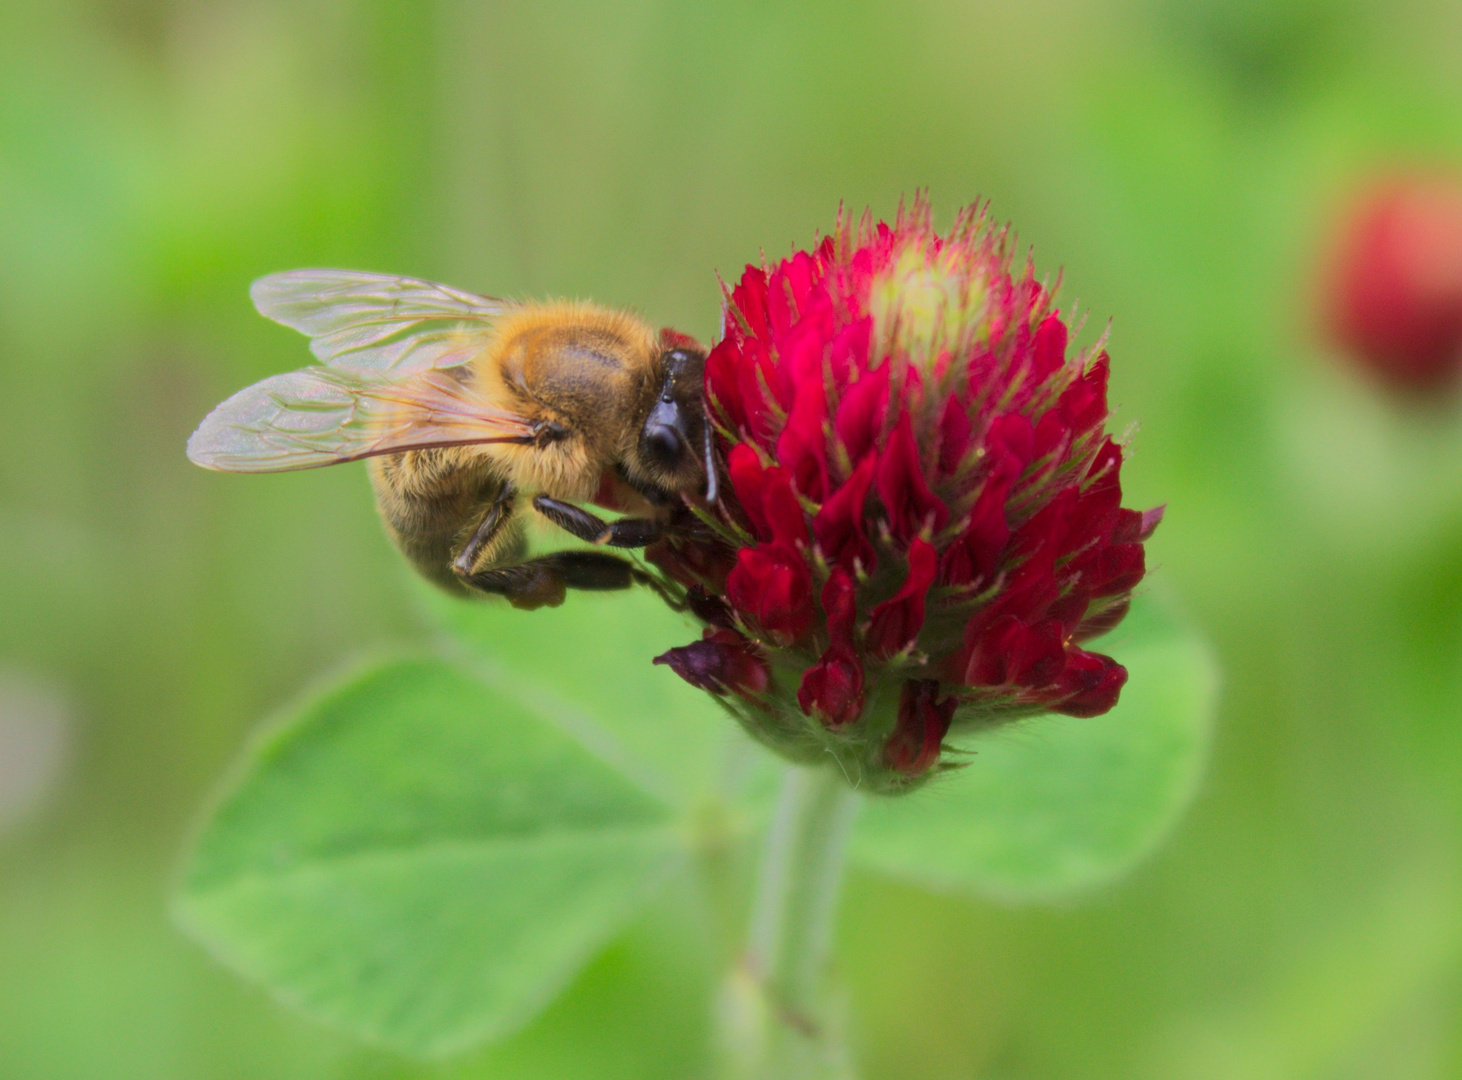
<box><xmin>368</xmin><ymin>451</ymin><xmax>513</xmax><ymax>592</ymax></box>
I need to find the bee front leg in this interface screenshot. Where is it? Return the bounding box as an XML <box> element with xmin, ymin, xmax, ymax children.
<box><xmin>463</xmin><ymin>551</ymin><xmax>644</xmax><ymax>610</ymax></box>
<box><xmin>532</xmin><ymin>495</ymin><xmax>662</xmax><ymax>548</ymax></box>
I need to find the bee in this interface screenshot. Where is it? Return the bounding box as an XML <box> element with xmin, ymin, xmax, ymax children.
<box><xmin>187</xmin><ymin>270</ymin><xmax>717</xmax><ymax>609</ymax></box>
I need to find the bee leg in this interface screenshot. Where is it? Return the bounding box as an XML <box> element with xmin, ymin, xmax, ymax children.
<box><xmin>464</xmin><ymin>562</ymin><xmax>568</xmax><ymax>610</ymax></box>
<box><xmin>549</xmin><ymin>551</ymin><xmax>646</xmax><ymax>589</ymax></box>
<box><xmin>532</xmin><ymin>495</ymin><xmax>662</xmax><ymax>548</ymax></box>
<box><xmin>463</xmin><ymin>551</ymin><xmax>642</xmax><ymax>611</ymax></box>
<box><xmin>452</xmin><ymin>482</ymin><xmax>516</xmax><ymax>578</ymax></box>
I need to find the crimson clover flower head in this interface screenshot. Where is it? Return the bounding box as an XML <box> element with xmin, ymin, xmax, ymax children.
<box><xmin>1324</xmin><ymin>173</ymin><xmax>1462</xmax><ymax>393</ymax></box>
<box><xmin>650</xmin><ymin>198</ymin><xmax>1162</xmax><ymax>793</ymax></box>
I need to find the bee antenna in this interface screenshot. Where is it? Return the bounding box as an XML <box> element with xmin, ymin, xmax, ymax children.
<box><xmin>703</xmin><ymin>422</ymin><xmax>719</xmax><ymax>504</ymax></box>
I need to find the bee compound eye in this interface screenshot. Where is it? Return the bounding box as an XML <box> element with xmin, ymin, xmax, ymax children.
<box><xmin>643</xmin><ymin>424</ymin><xmax>681</xmax><ymax>468</ymax></box>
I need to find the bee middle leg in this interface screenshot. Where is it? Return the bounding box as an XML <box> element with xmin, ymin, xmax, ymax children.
<box><xmin>463</xmin><ymin>551</ymin><xmax>646</xmax><ymax>611</ymax></box>
<box><xmin>532</xmin><ymin>495</ymin><xmax>662</xmax><ymax>548</ymax></box>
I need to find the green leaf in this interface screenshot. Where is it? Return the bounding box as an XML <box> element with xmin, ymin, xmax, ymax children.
<box><xmin>421</xmin><ymin>582</ymin><xmax>759</xmax><ymax>806</ymax></box>
<box><xmin>441</xmin><ymin>879</ymin><xmax>718</xmax><ymax>1080</ymax></box>
<box><xmin>174</xmin><ymin>657</ymin><xmax>681</xmax><ymax>1058</ymax></box>
<box><xmin>850</xmin><ymin>591</ymin><xmax>1219</xmax><ymax>901</ymax></box>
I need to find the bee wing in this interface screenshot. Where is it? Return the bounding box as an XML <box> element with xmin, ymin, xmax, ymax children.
<box><xmin>250</xmin><ymin>270</ymin><xmax>516</xmax><ymax>376</ymax></box>
<box><xmin>187</xmin><ymin>366</ymin><xmax>537</xmax><ymax>473</ymax></box>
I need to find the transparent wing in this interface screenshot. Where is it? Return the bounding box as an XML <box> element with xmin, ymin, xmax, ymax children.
<box><xmin>250</xmin><ymin>270</ymin><xmax>516</xmax><ymax>376</ymax></box>
<box><xmin>187</xmin><ymin>366</ymin><xmax>537</xmax><ymax>473</ymax></box>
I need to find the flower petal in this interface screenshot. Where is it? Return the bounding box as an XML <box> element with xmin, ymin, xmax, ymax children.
<box><xmin>1050</xmin><ymin>649</ymin><xmax>1127</xmax><ymax>717</ymax></box>
<box><xmin>797</xmin><ymin>644</ymin><xmax>865</xmax><ymax>728</ymax></box>
<box><xmin>1032</xmin><ymin>313</ymin><xmax>1068</xmax><ymax>380</ymax></box>
<box><xmin>761</xmin><ymin>466</ymin><xmax>809</xmax><ymax>550</ymax></box>
<box><xmin>867</xmin><ymin>538</ymin><xmax>938</xmax><ymax>659</ymax></box>
<box><xmin>822</xmin><ymin>567</ymin><xmax>858</xmax><ymax>648</ymax></box>
<box><xmin>654</xmin><ymin>629</ymin><xmax>769</xmax><ymax>698</ymax></box>
<box><xmin>883</xmin><ymin>679</ymin><xmax>957</xmax><ymax>777</ymax></box>
<box><xmin>834</xmin><ymin>362</ymin><xmax>890</xmax><ymax>464</ymax></box>
<box><xmin>813</xmin><ymin>454</ymin><xmax>877</xmax><ymax>573</ymax></box>
<box><xmin>727</xmin><ymin>443</ymin><xmax>771</xmax><ymax>540</ymax></box>
<box><xmin>777</xmin><ymin>370</ymin><xmax>830</xmax><ymax>502</ymax></box>
<box><xmin>876</xmin><ymin>414</ymin><xmax>949</xmax><ymax>542</ymax></box>
<box><xmin>726</xmin><ymin>543</ymin><xmax>814</xmax><ymax>645</ymax></box>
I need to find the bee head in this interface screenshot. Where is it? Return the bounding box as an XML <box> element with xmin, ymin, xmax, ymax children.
<box><xmin>635</xmin><ymin>346</ymin><xmax>709</xmax><ymax>495</ymax></box>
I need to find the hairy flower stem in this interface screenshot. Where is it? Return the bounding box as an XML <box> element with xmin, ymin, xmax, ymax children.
<box><xmin>719</xmin><ymin>764</ymin><xmax>861</xmax><ymax>1079</ymax></box>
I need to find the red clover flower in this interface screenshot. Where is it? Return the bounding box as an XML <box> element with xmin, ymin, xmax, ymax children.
<box><xmin>651</xmin><ymin>199</ymin><xmax>1161</xmax><ymax>792</ymax></box>
<box><xmin>1325</xmin><ymin>174</ymin><xmax>1462</xmax><ymax>393</ymax></box>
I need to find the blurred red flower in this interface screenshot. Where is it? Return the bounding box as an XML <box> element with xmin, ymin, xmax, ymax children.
<box><xmin>650</xmin><ymin>199</ymin><xmax>1161</xmax><ymax>790</ymax></box>
<box><xmin>1326</xmin><ymin>174</ymin><xmax>1462</xmax><ymax>392</ymax></box>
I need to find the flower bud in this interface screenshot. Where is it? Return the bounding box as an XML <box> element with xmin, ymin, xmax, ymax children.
<box><xmin>884</xmin><ymin>680</ymin><xmax>958</xmax><ymax>777</ymax></box>
<box><xmin>1325</xmin><ymin>174</ymin><xmax>1462</xmax><ymax>392</ymax></box>
<box><xmin>654</xmin><ymin>629</ymin><xmax>770</xmax><ymax>699</ymax></box>
<box><xmin>796</xmin><ymin>571</ymin><xmax>864</xmax><ymax>727</ymax></box>
<box><xmin>650</xmin><ymin>199</ymin><xmax>1161</xmax><ymax>792</ymax></box>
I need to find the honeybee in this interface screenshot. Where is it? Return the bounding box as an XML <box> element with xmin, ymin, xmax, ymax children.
<box><xmin>188</xmin><ymin>270</ymin><xmax>716</xmax><ymax>609</ymax></box>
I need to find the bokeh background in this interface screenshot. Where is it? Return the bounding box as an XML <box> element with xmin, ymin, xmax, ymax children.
<box><xmin>4</xmin><ymin>0</ymin><xmax>1462</xmax><ymax>1076</ymax></box>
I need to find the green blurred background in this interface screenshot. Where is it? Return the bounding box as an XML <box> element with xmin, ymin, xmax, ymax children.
<box><xmin>3</xmin><ymin>0</ymin><xmax>1462</xmax><ymax>1076</ymax></box>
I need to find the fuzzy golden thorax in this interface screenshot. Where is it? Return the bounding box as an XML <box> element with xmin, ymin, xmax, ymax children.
<box><xmin>475</xmin><ymin>301</ymin><xmax>661</xmax><ymax>500</ymax></box>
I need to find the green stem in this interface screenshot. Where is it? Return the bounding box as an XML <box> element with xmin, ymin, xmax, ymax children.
<box><xmin>719</xmin><ymin>763</ymin><xmax>861</xmax><ymax>1079</ymax></box>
